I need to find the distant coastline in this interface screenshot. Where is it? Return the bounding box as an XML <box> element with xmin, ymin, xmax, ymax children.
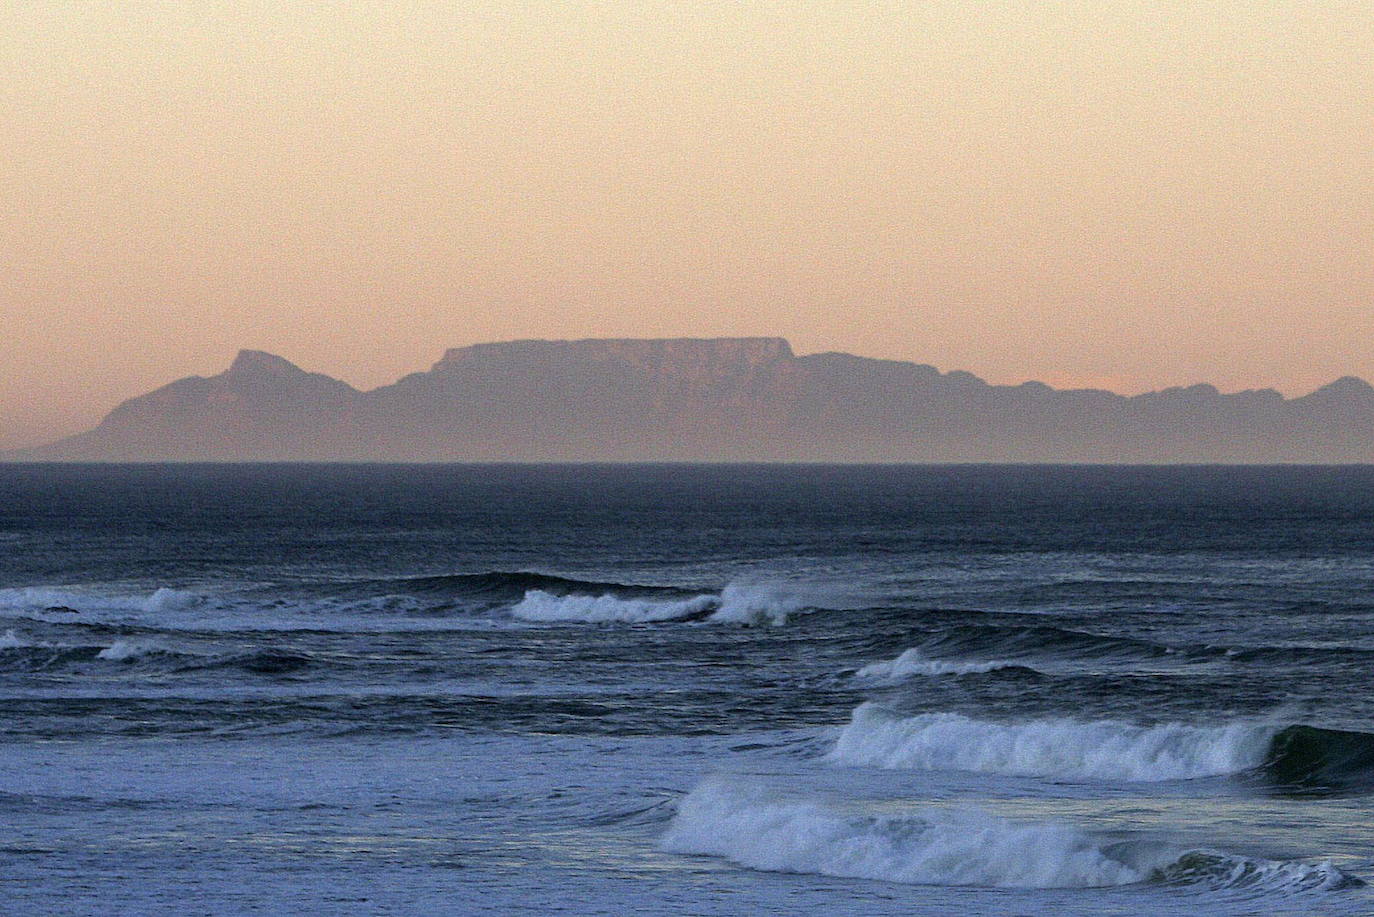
<box><xmin>7</xmin><ymin>338</ymin><xmax>1372</xmax><ymax>463</ymax></box>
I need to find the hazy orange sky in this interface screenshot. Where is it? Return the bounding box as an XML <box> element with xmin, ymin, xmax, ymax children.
<box><xmin>3</xmin><ymin>1</ymin><xmax>1372</xmax><ymax>448</ymax></box>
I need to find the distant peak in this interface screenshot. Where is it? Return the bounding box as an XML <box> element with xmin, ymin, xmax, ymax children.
<box><xmin>226</xmin><ymin>350</ymin><xmax>305</xmax><ymax>377</ymax></box>
<box><xmin>1313</xmin><ymin>375</ymin><xmax>1374</xmax><ymax>397</ymax></box>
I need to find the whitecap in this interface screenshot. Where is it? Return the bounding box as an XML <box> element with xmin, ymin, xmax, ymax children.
<box><xmin>97</xmin><ymin>640</ymin><xmax>159</xmax><ymax>662</ymax></box>
<box><xmin>856</xmin><ymin>648</ymin><xmax>1021</xmax><ymax>680</ymax></box>
<box><xmin>707</xmin><ymin>582</ymin><xmax>812</xmax><ymax>626</ymax></box>
<box><xmin>662</xmin><ymin>777</ymin><xmax>1355</xmax><ymax>893</ymax></box>
<box><xmin>662</xmin><ymin>777</ymin><xmax>1145</xmax><ymax>888</ymax></box>
<box><xmin>509</xmin><ymin>590</ymin><xmax>716</xmax><ymax>623</ymax></box>
<box><xmin>827</xmin><ymin>703</ymin><xmax>1276</xmax><ymax>782</ymax></box>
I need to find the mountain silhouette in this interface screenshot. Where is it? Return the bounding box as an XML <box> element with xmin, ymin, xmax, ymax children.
<box><xmin>8</xmin><ymin>338</ymin><xmax>1373</xmax><ymax>462</ymax></box>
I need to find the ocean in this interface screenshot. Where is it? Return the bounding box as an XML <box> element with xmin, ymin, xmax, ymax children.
<box><xmin>2</xmin><ymin>463</ymin><xmax>1373</xmax><ymax>916</ymax></box>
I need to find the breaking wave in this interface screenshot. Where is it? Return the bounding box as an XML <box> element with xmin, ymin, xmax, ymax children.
<box><xmin>707</xmin><ymin>582</ymin><xmax>814</xmax><ymax>625</ymax></box>
<box><xmin>508</xmin><ymin>581</ymin><xmax>822</xmax><ymax>626</ymax></box>
<box><xmin>828</xmin><ymin>704</ymin><xmax>1275</xmax><ymax>781</ymax></box>
<box><xmin>828</xmin><ymin>705</ymin><xmax>1374</xmax><ymax>789</ymax></box>
<box><xmin>661</xmin><ymin>778</ymin><xmax>1358</xmax><ymax>892</ymax></box>
<box><xmin>510</xmin><ymin>590</ymin><xmax>717</xmax><ymax>623</ymax></box>
<box><xmin>856</xmin><ymin>648</ymin><xmax>1025</xmax><ymax>680</ymax></box>
<box><xmin>96</xmin><ymin>639</ymin><xmax>161</xmax><ymax>662</ymax></box>
<box><xmin>0</xmin><ymin>586</ymin><xmax>204</xmax><ymax>618</ymax></box>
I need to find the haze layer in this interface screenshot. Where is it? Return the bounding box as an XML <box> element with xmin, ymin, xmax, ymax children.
<box><xmin>4</xmin><ymin>3</ymin><xmax>1371</xmax><ymax>448</ymax></box>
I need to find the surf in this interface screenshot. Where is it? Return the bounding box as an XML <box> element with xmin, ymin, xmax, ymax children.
<box><xmin>661</xmin><ymin>777</ymin><xmax>1358</xmax><ymax>892</ymax></box>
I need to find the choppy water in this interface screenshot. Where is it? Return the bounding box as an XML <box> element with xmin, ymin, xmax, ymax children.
<box><xmin>2</xmin><ymin>464</ymin><xmax>1373</xmax><ymax>915</ymax></box>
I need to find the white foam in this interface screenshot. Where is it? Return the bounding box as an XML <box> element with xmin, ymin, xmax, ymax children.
<box><xmin>706</xmin><ymin>582</ymin><xmax>812</xmax><ymax>626</ymax></box>
<box><xmin>509</xmin><ymin>581</ymin><xmax>824</xmax><ymax>626</ymax></box>
<box><xmin>661</xmin><ymin>777</ymin><xmax>1144</xmax><ymax>888</ymax></box>
<box><xmin>0</xmin><ymin>629</ymin><xmax>30</xmax><ymax>650</ymax></box>
<box><xmin>0</xmin><ymin>585</ymin><xmax>203</xmax><ymax>617</ymax></box>
<box><xmin>856</xmin><ymin>648</ymin><xmax>1020</xmax><ymax>680</ymax></box>
<box><xmin>97</xmin><ymin>639</ymin><xmax>159</xmax><ymax>662</ymax></box>
<box><xmin>828</xmin><ymin>704</ymin><xmax>1277</xmax><ymax>782</ymax></box>
<box><xmin>142</xmin><ymin>588</ymin><xmax>202</xmax><ymax>614</ymax></box>
<box><xmin>1152</xmin><ymin>849</ymin><xmax>1353</xmax><ymax>894</ymax></box>
<box><xmin>509</xmin><ymin>590</ymin><xmax>716</xmax><ymax>623</ymax></box>
<box><xmin>0</xmin><ymin>586</ymin><xmax>111</xmax><ymax>612</ymax></box>
<box><xmin>661</xmin><ymin>778</ymin><xmax>1353</xmax><ymax>893</ymax></box>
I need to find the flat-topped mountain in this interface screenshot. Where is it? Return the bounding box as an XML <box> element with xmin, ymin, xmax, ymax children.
<box><xmin>9</xmin><ymin>338</ymin><xmax>1373</xmax><ymax>462</ymax></box>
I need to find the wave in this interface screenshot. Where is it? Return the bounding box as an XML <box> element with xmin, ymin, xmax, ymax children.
<box><xmin>856</xmin><ymin>648</ymin><xmax>1026</xmax><ymax>680</ymax></box>
<box><xmin>917</xmin><ymin>623</ymin><xmax>1187</xmax><ymax>663</ymax></box>
<box><xmin>1265</xmin><ymin>725</ymin><xmax>1374</xmax><ymax>790</ymax></box>
<box><xmin>829</xmin><ymin>704</ymin><xmax>1275</xmax><ymax>782</ymax></box>
<box><xmin>174</xmin><ymin>650</ymin><xmax>314</xmax><ymax>676</ymax></box>
<box><xmin>510</xmin><ymin>590</ymin><xmax>716</xmax><ymax>623</ymax></box>
<box><xmin>661</xmin><ymin>778</ymin><xmax>1358</xmax><ymax>892</ymax></box>
<box><xmin>96</xmin><ymin>639</ymin><xmax>162</xmax><ymax>662</ymax></box>
<box><xmin>320</xmin><ymin>571</ymin><xmax>690</xmax><ymax>605</ymax></box>
<box><xmin>0</xmin><ymin>586</ymin><xmax>204</xmax><ymax>618</ymax></box>
<box><xmin>0</xmin><ymin>573</ymin><xmax>832</xmax><ymax>633</ymax></box>
<box><xmin>1153</xmin><ymin>850</ymin><xmax>1357</xmax><ymax>894</ymax></box>
<box><xmin>706</xmin><ymin>582</ymin><xmax>814</xmax><ymax>625</ymax></box>
<box><xmin>828</xmin><ymin>705</ymin><xmax>1374</xmax><ymax>790</ymax></box>
<box><xmin>0</xmin><ymin>636</ymin><xmax>310</xmax><ymax>677</ymax></box>
<box><xmin>508</xmin><ymin>581</ymin><xmax>821</xmax><ymax>626</ymax></box>
<box><xmin>1225</xmin><ymin>644</ymin><xmax>1374</xmax><ymax>666</ymax></box>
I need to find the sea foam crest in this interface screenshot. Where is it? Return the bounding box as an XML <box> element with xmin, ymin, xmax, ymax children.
<box><xmin>661</xmin><ymin>777</ymin><xmax>1143</xmax><ymax>888</ymax></box>
<box><xmin>706</xmin><ymin>582</ymin><xmax>811</xmax><ymax>625</ymax></box>
<box><xmin>510</xmin><ymin>590</ymin><xmax>716</xmax><ymax>623</ymax></box>
<box><xmin>0</xmin><ymin>630</ymin><xmax>30</xmax><ymax>650</ymax></box>
<box><xmin>856</xmin><ymin>648</ymin><xmax>1020</xmax><ymax>680</ymax></box>
<box><xmin>96</xmin><ymin>639</ymin><xmax>160</xmax><ymax>662</ymax></box>
<box><xmin>828</xmin><ymin>703</ymin><xmax>1276</xmax><ymax>782</ymax></box>
<box><xmin>509</xmin><ymin>581</ymin><xmax>816</xmax><ymax>625</ymax></box>
<box><xmin>662</xmin><ymin>778</ymin><xmax>1356</xmax><ymax>893</ymax></box>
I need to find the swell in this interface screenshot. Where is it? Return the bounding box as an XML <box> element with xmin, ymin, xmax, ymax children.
<box><xmin>0</xmin><ymin>637</ymin><xmax>312</xmax><ymax>677</ymax></box>
<box><xmin>308</xmin><ymin>571</ymin><xmax>693</xmax><ymax>604</ymax></box>
<box><xmin>853</xmin><ymin>620</ymin><xmax>1374</xmax><ymax>674</ymax></box>
<box><xmin>914</xmin><ymin>623</ymin><xmax>1193</xmax><ymax>664</ymax></box>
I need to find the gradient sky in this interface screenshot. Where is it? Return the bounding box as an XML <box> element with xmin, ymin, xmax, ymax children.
<box><xmin>4</xmin><ymin>1</ymin><xmax>1372</xmax><ymax>448</ymax></box>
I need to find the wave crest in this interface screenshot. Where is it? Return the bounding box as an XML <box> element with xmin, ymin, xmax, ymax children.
<box><xmin>662</xmin><ymin>777</ymin><xmax>1141</xmax><ymax>889</ymax></box>
<box><xmin>828</xmin><ymin>704</ymin><xmax>1276</xmax><ymax>782</ymax></box>
<box><xmin>96</xmin><ymin>639</ymin><xmax>160</xmax><ymax>662</ymax></box>
<box><xmin>856</xmin><ymin>648</ymin><xmax>1024</xmax><ymax>680</ymax></box>
<box><xmin>661</xmin><ymin>778</ymin><xmax>1358</xmax><ymax>892</ymax></box>
<box><xmin>510</xmin><ymin>590</ymin><xmax>716</xmax><ymax>623</ymax></box>
<box><xmin>508</xmin><ymin>581</ymin><xmax>823</xmax><ymax>625</ymax></box>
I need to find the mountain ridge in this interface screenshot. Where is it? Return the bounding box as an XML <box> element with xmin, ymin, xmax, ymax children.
<box><xmin>7</xmin><ymin>338</ymin><xmax>1372</xmax><ymax>463</ymax></box>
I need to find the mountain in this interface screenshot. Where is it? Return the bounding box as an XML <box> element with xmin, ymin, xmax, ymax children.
<box><xmin>7</xmin><ymin>338</ymin><xmax>1373</xmax><ymax>462</ymax></box>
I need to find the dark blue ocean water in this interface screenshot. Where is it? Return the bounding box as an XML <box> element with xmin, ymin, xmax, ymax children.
<box><xmin>2</xmin><ymin>464</ymin><xmax>1373</xmax><ymax>915</ymax></box>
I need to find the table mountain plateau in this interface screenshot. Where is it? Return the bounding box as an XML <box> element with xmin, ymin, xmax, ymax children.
<box><xmin>9</xmin><ymin>338</ymin><xmax>1372</xmax><ymax>462</ymax></box>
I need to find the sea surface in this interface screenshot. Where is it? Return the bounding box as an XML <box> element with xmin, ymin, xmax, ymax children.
<box><xmin>2</xmin><ymin>463</ymin><xmax>1374</xmax><ymax>916</ymax></box>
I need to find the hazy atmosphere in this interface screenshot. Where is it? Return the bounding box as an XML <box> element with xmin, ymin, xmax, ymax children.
<box><xmin>6</xmin><ymin>7</ymin><xmax>1374</xmax><ymax>915</ymax></box>
<box><xmin>4</xmin><ymin>1</ymin><xmax>1372</xmax><ymax>449</ymax></box>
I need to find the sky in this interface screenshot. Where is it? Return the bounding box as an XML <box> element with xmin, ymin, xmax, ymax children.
<box><xmin>3</xmin><ymin>1</ymin><xmax>1372</xmax><ymax>449</ymax></box>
